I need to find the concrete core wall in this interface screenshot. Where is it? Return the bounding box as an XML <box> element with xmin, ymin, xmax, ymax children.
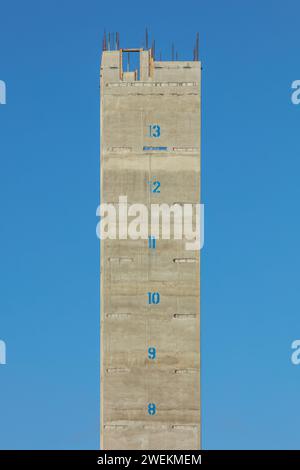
<box><xmin>100</xmin><ymin>48</ymin><xmax>201</xmax><ymax>450</ymax></box>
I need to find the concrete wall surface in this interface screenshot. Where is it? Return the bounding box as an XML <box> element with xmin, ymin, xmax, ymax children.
<box><xmin>100</xmin><ymin>49</ymin><xmax>201</xmax><ymax>450</ymax></box>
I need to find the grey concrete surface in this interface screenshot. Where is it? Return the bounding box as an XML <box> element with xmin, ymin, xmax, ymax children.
<box><xmin>100</xmin><ymin>48</ymin><xmax>201</xmax><ymax>450</ymax></box>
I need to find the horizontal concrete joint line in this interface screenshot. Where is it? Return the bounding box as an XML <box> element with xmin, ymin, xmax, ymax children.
<box><xmin>171</xmin><ymin>425</ymin><xmax>198</xmax><ymax>430</ymax></box>
<box><xmin>172</xmin><ymin>202</ymin><xmax>198</xmax><ymax>206</ymax></box>
<box><xmin>106</xmin><ymin>81</ymin><xmax>199</xmax><ymax>88</ymax></box>
<box><xmin>109</xmin><ymin>147</ymin><xmax>132</xmax><ymax>153</ymax></box>
<box><xmin>106</xmin><ymin>368</ymin><xmax>130</xmax><ymax>374</ymax></box>
<box><xmin>173</xmin><ymin>258</ymin><xmax>197</xmax><ymax>263</ymax></box>
<box><xmin>173</xmin><ymin>314</ymin><xmax>197</xmax><ymax>319</ymax></box>
<box><xmin>104</xmin><ymin>424</ymin><xmax>128</xmax><ymax>430</ymax></box>
<box><xmin>105</xmin><ymin>313</ymin><xmax>131</xmax><ymax>319</ymax></box>
<box><xmin>108</xmin><ymin>257</ymin><xmax>134</xmax><ymax>263</ymax></box>
<box><xmin>174</xmin><ymin>368</ymin><xmax>197</xmax><ymax>374</ymax></box>
<box><xmin>172</xmin><ymin>147</ymin><xmax>199</xmax><ymax>152</ymax></box>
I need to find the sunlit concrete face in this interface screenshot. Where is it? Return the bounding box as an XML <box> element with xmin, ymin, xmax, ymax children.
<box><xmin>100</xmin><ymin>48</ymin><xmax>201</xmax><ymax>450</ymax></box>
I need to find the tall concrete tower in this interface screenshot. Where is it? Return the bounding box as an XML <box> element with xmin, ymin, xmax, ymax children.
<box><xmin>100</xmin><ymin>43</ymin><xmax>201</xmax><ymax>450</ymax></box>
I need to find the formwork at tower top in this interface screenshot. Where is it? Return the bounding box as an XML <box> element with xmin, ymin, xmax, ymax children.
<box><xmin>100</xmin><ymin>44</ymin><xmax>201</xmax><ymax>450</ymax></box>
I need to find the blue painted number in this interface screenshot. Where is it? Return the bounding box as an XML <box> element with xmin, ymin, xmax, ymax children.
<box><xmin>148</xmin><ymin>403</ymin><xmax>156</xmax><ymax>415</ymax></box>
<box><xmin>149</xmin><ymin>125</ymin><xmax>161</xmax><ymax>138</ymax></box>
<box><xmin>152</xmin><ymin>180</ymin><xmax>161</xmax><ymax>193</ymax></box>
<box><xmin>148</xmin><ymin>292</ymin><xmax>160</xmax><ymax>305</ymax></box>
<box><xmin>148</xmin><ymin>347</ymin><xmax>156</xmax><ymax>359</ymax></box>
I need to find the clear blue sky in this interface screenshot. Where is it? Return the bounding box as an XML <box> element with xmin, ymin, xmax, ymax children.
<box><xmin>0</xmin><ymin>0</ymin><xmax>300</xmax><ymax>450</ymax></box>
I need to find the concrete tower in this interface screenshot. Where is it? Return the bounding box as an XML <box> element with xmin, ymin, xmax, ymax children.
<box><xmin>100</xmin><ymin>44</ymin><xmax>201</xmax><ymax>450</ymax></box>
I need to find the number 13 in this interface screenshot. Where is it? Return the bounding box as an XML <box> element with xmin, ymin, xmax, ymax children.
<box><xmin>149</xmin><ymin>125</ymin><xmax>160</xmax><ymax>138</ymax></box>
